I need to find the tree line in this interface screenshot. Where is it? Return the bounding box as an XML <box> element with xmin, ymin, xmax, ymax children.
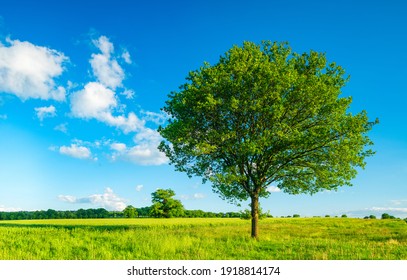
<box><xmin>0</xmin><ymin>207</ymin><xmax>244</xmax><ymax>221</ymax></box>
<box><xmin>0</xmin><ymin>188</ymin><xmax>246</xmax><ymax>220</ymax></box>
<box><xmin>0</xmin><ymin>189</ymin><xmax>404</xmax><ymax>221</ymax></box>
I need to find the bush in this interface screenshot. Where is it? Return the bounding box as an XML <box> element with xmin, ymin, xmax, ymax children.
<box><xmin>240</xmin><ymin>207</ymin><xmax>270</xmax><ymax>220</ymax></box>
<box><xmin>341</xmin><ymin>214</ymin><xmax>347</xmax><ymax>218</ymax></box>
<box><xmin>293</xmin><ymin>214</ymin><xmax>300</xmax><ymax>218</ymax></box>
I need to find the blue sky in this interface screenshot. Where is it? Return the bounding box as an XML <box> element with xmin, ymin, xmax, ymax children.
<box><xmin>0</xmin><ymin>0</ymin><xmax>406</xmax><ymax>218</ymax></box>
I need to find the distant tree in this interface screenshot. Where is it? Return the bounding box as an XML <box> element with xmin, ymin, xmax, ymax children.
<box><xmin>136</xmin><ymin>206</ymin><xmax>151</xmax><ymax>217</ymax></box>
<box><xmin>159</xmin><ymin>41</ymin><xmax>377</xmax><ymax>238</ymax></box>
<box><xmin>95</xmin><ymin>208</ymin><xmax>109</xmax><ymax>218</ymax></box>
<box><xmin>293</xmin><ymin>214</ymin><xmax>300</xmax><ymax>218</ymax></box>
<box><xmin>123</xmin><ymin>205</ymin><xmax>137</xmax><ymax>218</ymax></box>
<box><xmin>46</xmin><ymin>209</ymin><xmax>58</xmax><ymax>219</ymax></box>
<box><xmin>381</xmin><ymin>213</ymin><xmax>391</xmax><ymax>219</ymax></box>
<box><xmin>149</xmin><ymin>189</ymin><xmax>185</xmax><ymax>218</ymax></box>
<box><xmin>341</xmin><ymin>214</ymin><xmax>347</xmax><ymax>218</ymax></box>
<box><xmin>369</xmin><ymin>215</ymin><xmax>376</xmax><ymax>219</ymax></box>
<box><xmin>325</xmin><ymin>215</ymin><xmax>331</xmax><ymax>218</ymax></box>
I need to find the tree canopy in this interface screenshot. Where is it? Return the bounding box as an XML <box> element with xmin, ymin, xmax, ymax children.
<box><xmin>158</xmin><ymin>41</ymin><xmax>377</xmax><ymax>238</ymax></box>
<box><xmin>149</xmin><ymin>188</ymin><xmax>185</xmax><ymax>218</ymax></box>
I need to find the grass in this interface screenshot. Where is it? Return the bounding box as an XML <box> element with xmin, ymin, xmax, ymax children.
<box><xmin>0</xmin><ymin>218</ymin><xmax>406</xmax><ymax>260</ymax></box>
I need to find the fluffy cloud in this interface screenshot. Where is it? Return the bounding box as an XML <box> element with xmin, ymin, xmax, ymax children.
<box><xmin>58</xmin><ymin>187</ymin><xmax>127</xmax><ymax>211</ymax></box>
<box><xmin>135</xmin><ymin>184</ymin><xmax>144</xmax><ymax>192</ymax></box>
<box><xmin>109</xmin><ymin>128</ymin><xmax>168</xmax><ymax>165</ymax></box>
<box><xmin>111</xmin><ymin>142</ymin><xmax>127</xmax><ymax>152</ymax></box>
<box><xmin>90</xmin><ymin>36</ymin><xmax>124</xmax><ymax>90</ymax></box>
<box><xmin>121</xmin><ymin>50</ymin><xmax>132</xmax><ymax>64</ymax></box>
<box><xmin>267</xmin><ymin>186</ymin><xmax>281</xmax><ymax>193</ymax></box>
<box><xmin>70</xmin><ymin>36</ymin><xmax>144</xmax><ymax>134</ymax></box>
<box><xmin>35</xmin><ymin>105</ymin><xmax>56</xmax><ymax>121</ymax></box>
<box><xmin>67</xmin><ymin>35</ymin><xmax>167</xmax><ymax>165</ymax></box>
<box><xmin>59</xmin><ymin>144</ymin><xmax>92</xmax><ymax>160</ymax></box>
<box><xmin>142</xmin><ymin>111</ymin><xmax>168</xmax><ymax>125</ymax></box>
<box><xmin>71</xmin><ymin>82</ymin><xmax>117</xmax><ymax>118</ymax></box>
<box><xmin>54</xmin><ymin>122</ymin><xmax>68</xmax><ymax>134</ymax></box>
<box><xmin>70</xmin><ymin>82</ymin><xmax>144</xmax><ymax>133</ymax></box>
<box><xmin>0</xmin><ymin>38</ymin><xmax>67</xmax><ymax>101</ymax></box>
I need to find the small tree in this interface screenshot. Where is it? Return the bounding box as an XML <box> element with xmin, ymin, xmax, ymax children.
<box><xmin>123</xmin><ymin>205</ymin><xmax>137</xmax><ymax>218</ymax></box>
<box><xmin>159</xmin><ymin>41</ymin><xmax>376</xmax><ymax>238</ymax></box>
<box><xmin>150</xmin><ymin>188</ymin><xmax>185</xmax><ymax>218</ymax></box>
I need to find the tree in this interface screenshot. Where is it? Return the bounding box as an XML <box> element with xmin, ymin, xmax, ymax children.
<box><xmin>149</xmin><ymin>188</ymin><xmax>185</xmax><ymax>218</ymax></box>
<box><xmin>123</xmin><ymin>205</ymin><xmax>138</xmax><ymax>218</ymax></box>
<box><xmin>381</xmin><ymin>213</ymin><xmax>395</xmax><ymax>219</ymax></box>
<box><xmin>158</xmin><ymin>41</ymin><xmax>376</xmax><ymax>238</ymax></box>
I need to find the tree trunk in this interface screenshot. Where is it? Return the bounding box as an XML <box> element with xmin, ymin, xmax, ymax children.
<box><xmin>250</xmin><ymin>194</ymin><xmax>259</xmax><ymax>239</ymax></box>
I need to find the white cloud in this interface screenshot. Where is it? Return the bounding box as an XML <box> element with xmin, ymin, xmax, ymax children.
<box><xmin>0</xmin><ymin>38</ymin><xmax>67</xmax><ymax>101</ymax></box>
<box><xmin>111</xmin><ymin>142</ymin><xmax>127</xmax><ymax>152</ymax></box>
<box><xmin>390</xmin><ymin>199</ymin><xmax>407</xmax><ymax>206</ymax></box>
<box><xmin>136</xmin><ymin>184</ymin><xmax>144</xmax><ymax>192</ymax></box>
<box><xmin>70</xmin><ymin>82</ymin><xmax>144</xmax><ymax>133</ymax></box>
<box><xmin>267</xmin><ymin>186</ymin><xmax>281</xmax><ymax>193</ymax></box>
<box><xmin>57</xmin><ymin>195</ymin><xmax>77</xmax><ymax>203</ymax></box>
<box><xmin>35</xmin><ymin>105</ymin><xmax>56</xmax><ymax>121</ymax></box>
<box><xmin>88</xmin><ymin>187</ymin><xmax>126</xmax><ymax>211</ymax></box>
<box><xmin>0</xmin><ymin>205</ymin><xmax>22</xmax><ymax>212</ymax></box>
<box><xmin>120</xmin><ymin>88</ymin><xmax>135</xmax><ymax>99</ymax></box>
<box><xmin>122</xmin><ymin>50</ymin><xmax>132</xmax><ymax>64</ymax></box>
<box><xmin>54</xmin><ymin>122</ymin><xmax>68</xmax><ymax>134</ymax></box>
<box><xmin>180</xmin><ymin>193</ymin><xmax>206</xmax><ymax>200</ymax></box>
<box><xmin>90</xmin><ymin>36</ymin><xmax>124</xmax><ymax>90</ymax></box>
<box><xmin>68</xmin><ymin>35</ymin><xmax>167</xmax><ymax>165</ymax></box>
<box><xmin>109</xmin><ymin>127</ymin><xmax>168</xmax><ymax>165</ymax></box>
<box><xmin>58</xmin><ymin>187</ymin><xmax>127</xmax><ymax>211</ymax></box>
<box><xmin>142</xmin><ymin>111</ymin><xmax>168</xmax><ymax>125</ymax></box>
<box><xmin>100</xmin><ymin>111</ymin><xmax>144</xmax><ymax>133</ymax></box>
<box><xmin>370</xmin><ymin>207</ymin><xmax>407</xmax><ymax>213</ymax></box>
<box><xmin>70</xmin><ymin>82</ymin><xmax>117</xmax><ymax>118</ymax></box>
<box><xmin>59</xmin><ymin>144</ymin><xmax>92</xmax><ymax>160</ymax></box>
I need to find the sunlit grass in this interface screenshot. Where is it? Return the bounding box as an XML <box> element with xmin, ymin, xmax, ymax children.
<box><xmin>0</xmin><ymin>218</ymin><xmax>405</xmax><ymax>260</ymax></box>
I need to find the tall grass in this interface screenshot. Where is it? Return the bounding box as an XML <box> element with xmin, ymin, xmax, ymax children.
<box><xmin>0</xmin><ymin>218</ymin><xmax>405</xmax><ymax>260</ymax></box>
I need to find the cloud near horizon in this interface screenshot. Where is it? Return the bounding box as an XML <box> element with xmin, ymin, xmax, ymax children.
<box><xmin>58</xmin><ymin>187</ymin><xmax>127</xmax><ymax>211</ymax></box>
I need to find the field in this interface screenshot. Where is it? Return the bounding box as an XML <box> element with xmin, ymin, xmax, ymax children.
<box><xmin>0</xmin><ymin>218</ymin><xmax>406</xmax><ymax>260</ymax></box>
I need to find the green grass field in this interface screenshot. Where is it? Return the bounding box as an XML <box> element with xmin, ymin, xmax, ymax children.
<box><xmin>0</xmin><ymin>218</ymin><xmax>406</xmax><ymax>260</ymax></box>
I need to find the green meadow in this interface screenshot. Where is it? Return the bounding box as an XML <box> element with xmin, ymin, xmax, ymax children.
<box><xmin>0</xmin><ymin>218</ymin><xmax>406</xmax><ymax>260</ymax></box>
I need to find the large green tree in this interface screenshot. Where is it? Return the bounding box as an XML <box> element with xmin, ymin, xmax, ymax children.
<box><xmin>149</xmin><ymin>188</ymin><xmax>185</xmax><ymax>218</ymax></box>
<box><xmin>158</xmin><ymin>41</ymin><xmax>377</xmax><ymax>238</ymax></box>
